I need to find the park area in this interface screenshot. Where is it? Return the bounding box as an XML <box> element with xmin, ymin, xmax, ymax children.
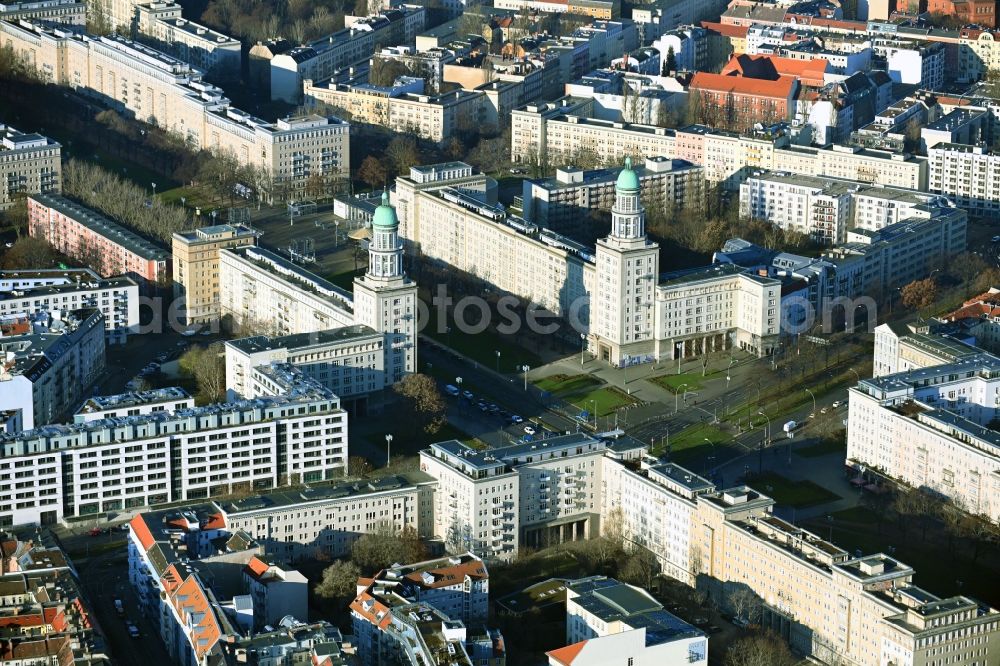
<box><xmin>749</xmin><ymin>472</ymin><xmax>842</xmax><ymax>508</ymax></box>
<box><xmin>533</xmin><ymin>373</ymin><xmax>641</xmax><ymax>417</ymax></box>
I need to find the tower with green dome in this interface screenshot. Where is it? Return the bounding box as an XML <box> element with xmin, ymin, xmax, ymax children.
<box><xmin>354</xmin><ymin>189</ymin><xmax>417</xmax><ymax>382</ymax></box>
<box><xmin>590</xmin><ymin>157</ymin><xmax>660</xmax><ymax>366</ymax></box>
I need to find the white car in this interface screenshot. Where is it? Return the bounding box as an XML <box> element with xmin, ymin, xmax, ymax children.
<box><xmin>832</xmin><ymin>400</ymin><xmax>842</xmax><ymax>409</ymax></box>
<box><xmin>523</xmin><ymin>425</ymin><xmax>536</xmax><ymax>435</ymax></box>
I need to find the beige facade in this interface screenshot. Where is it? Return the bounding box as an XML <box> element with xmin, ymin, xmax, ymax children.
<box><xmin>0</xmin><ymin>125</ymin><xmax>60</xmax><ymax>210</ymax></box>
<box><xmin>304</xmin><ymin>79</ymin><xmax>485</xmax><ymax>142</ymax></box>
<box><xmin>172</xmin><ymin>223</ymin><xmax>257</xmax><ymax>324</ymax></box>
<box><xmin>693</xmin><ymin>487</ymin><xmax>1000</xmax><ymax>665</ymax></box>
<box><xmin>0</xmin><ymin>21</ymin><xmax>349</xmax><ymax>199</ymax></box>
<box><xmin>134</xmin><ymin>2</ymin><xmax>241</xmax><ymax>79</ymax></box>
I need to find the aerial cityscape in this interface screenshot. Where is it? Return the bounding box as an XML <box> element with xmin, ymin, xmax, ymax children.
<box><xmin>0</xmin><ymin>0</ymin><xmax>999</xmax><ymax>664</ymax></box>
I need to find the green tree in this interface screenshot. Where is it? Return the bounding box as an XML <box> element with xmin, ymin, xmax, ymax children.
<box><xmin>663</xmin><ymin>46</ymin><xmax>677</xmax><ymax>75</ymax></box>
<box><xmin>358</xmin><ymin>155</ymin><xmax>388</xmax><ymax>191</ymax></box>
<box><xmin>315</xmin><ymin>560</ymin><xmax>362</xmax><ymax>599</ymax></box>
<box><xmin>351</xmin><ymin>523</ymin><xmax>427</xmax><ymax>573</ymax></box>
<box><xmin>1</xmin><ymin>237</ymin><xmax>59</xmax><ymax>270</ymax></box>
<box><xmin>392</xmin><ymin>373</ymin><xmax>446</xmax><ymax>435</ymax></box>
<box><xmin>178</xmin><ymin>344</ymin><xmax>226</xmax><ymax>404</ymax></box>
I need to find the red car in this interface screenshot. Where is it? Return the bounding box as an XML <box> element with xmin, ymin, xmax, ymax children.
<box><xmin>88</xmin><ymin>527</ymin><xmax>103</xmax><ymax>537</ymax></box>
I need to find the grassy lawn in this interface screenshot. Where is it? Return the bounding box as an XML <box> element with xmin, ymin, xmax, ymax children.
<box><xmin>648</xmin><ymin>372</ymin><xmax>704</xmax><ymax>394</ymax></box>
<box><xmin>749</xmin><ymin>472</ymin><xmax>842</xmax><ymax>508</ymax></box>
<box><xmin>828</xmin><ymin>506</ymin><xmax>879</xmax><ymax>525</ymax></box>
<box><xmin>534</xmin><ymin>373</ymin><xmax>602</xmax><ymax>396</ymax></box>
<box><xmin>324</xmin><ymin>268</ymin><xmax>362</xmax><ymax>292</ymax></box>
<box><xmin>795</xmin><ymin>437</ymin><xmax>847</xmax><ymax>458</ymax></box>
<box><xmin>371</xmin><ymin>422</ymin><xmax>484</xmax><ymax>456</ymax></box>
<box><xmin>158</xmin><ymin>184</ymin><xmax>218</xmax><ymax>211</ymax></box>
<box><xmin>650</xmin><ymin>423</ymin><xmax>739</xmax><ymax>470</ymax></box>
<box><xmin>424</xmin><ymin>320</ymin><xmax>543</xmax><ymax>370</ymax></box>
<box><xmin>568</xmin><ymin>386</ymin><xmax>638</xmax><ymax>417</ymax></box>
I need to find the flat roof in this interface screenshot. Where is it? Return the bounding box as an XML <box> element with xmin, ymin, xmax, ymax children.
<box><xmin>221</xmin><ymin>471</ymin><xmax>435</xmax><ymax>514</ymax></box>
<box><xmin>227</xmin><ymin>325</ymin><xmax>380</xmax><ymax>354</ymax></box>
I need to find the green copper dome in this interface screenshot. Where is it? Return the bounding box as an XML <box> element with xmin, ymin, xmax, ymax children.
<box><xmin>371</xmin><ymin>190</ymin><xmax>398</xmax><ymax>229</ymax></box>
<box><xmin>616</xmin><ymin>157</ymin><xmax>640</xmax><ymax>192</ymax></box>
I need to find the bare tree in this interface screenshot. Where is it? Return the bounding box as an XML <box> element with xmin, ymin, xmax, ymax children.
<box><xmin>725</xmin><ymin>632</ymin><xmax>796</xmax><ymax>666</ymax></box>
<box><xmin>728</xmin><ymin>587</ymin><xmax>762</xmax><ymax>624</ymax></box>
<box><xmin>315</xmin><ymin>560</ymin><xmax>362</xmax><ymax>599</ymax></box>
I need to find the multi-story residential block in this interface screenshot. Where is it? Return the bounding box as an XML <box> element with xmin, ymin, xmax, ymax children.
<box><xmin>217</xmin><ymin>472</ymin><xmax>436</xmax><ymax>561</ymax></box>
<box><xmin>874</xmin><ymin>38</ymin><xmax>946</xmax><ymax>90</ymax></box>
<box><xmin>772</xmin><ymin>144</ymin><xmax>928</xmax><ymax>191</ymax></box>
<box><xmin>304</xmin><ymin>76</ymin><xmax>486</xmax><ymax>142</ymax></box>
<box><xmin>393</xmin><ymin>161</ymin><xmax>498</xmax><ymax>240</ymax></box>
<box><xmin>0</xmin><ymin>0</ymin><xmax>84</xmax><ymax>24</ymax></box>
<box><xmin>73</xmin><ymin>386</ymin><xmax>194</xmax><ymax>422</ymax></box>
<box><xmin>493</xmin><ymin>0</ymin><xmax>619</xmax><ymax>19</ymax></box>
<box><xmin>938</xmin><ymin>287</ymin><xmax>1000</xmax><ymax>354</ymax></box>
<box><xmin>872</xmin><ymin>322</ymin><xmax>980</xmax><ymax>377</ymax></box>
<box><xmin>521</xmin><ymin>157</ymin><xmax>703</xmax><ymax>232</ymax></box>
<box><xmin>403</xmin><ymin>161</ymin><xmax>779</xmax><ymax>362</ymax></box>
<box><xmin>550</xmin><ymin>577</ymin><xmax>707</xmax><ymax>666</ymax></box>
<box><xmin>0</xmin><ymin>364</ymin><xmax>348</xmax><ymax>527</ymax></box>
<box><xmin>0</xmin><ymin>21</ymin><xmax>350</xmax><ymax>200</ymax></box>
<box><xmin>848</xmin><ymin>354</ymin><xmax>1000</xmax><ymax>522</ymax></box>
<box><xmin>351</xmin><ymin>594</ymin><xmax>505</xmax><ymax>666</ymax></box>
<box><xmin>419</xmin><ymin>434</ymin><xmax>608</xmax><ymax>558</ymax></box>
<box><xmin>270</xmin><ymin>7</ymin><xmax>427</xmax><ymax>103</ymax></box>
<box><xmin>225</xmin><ymin>326</ymin><xmax>386</xmax><ymax>409</ymax></box>
<box><xmin>0</xmin><ymin>309</ymin><xmax>105</xmax><ymax>432</ymax></box>
<box><xmin>171</xmin><ymin>223</ymin><xmax>257</xmax><ymax>325</ymax></box>
<box><xmin>0</xmin><ymin>125</ymin><xmax>60</xmax><ymax>210</ymax></box>
<box><xmin>688</xmin><ymin>71</ymin><xmax>797</xmax><ymax>129</ymax></box>
<box><xmin>600</xmin><ymin>457</ymin><xmax>713</xmax><ymax>584</ymax></box>
<box><xmin>27</xmin><ymin>194</ymin><xmax>169</xmax><ymax>285</ymax></box>
<box><xmin>692</xmin><ymin>486</ymin><xmax>1000</xmax><ymax>665</ymax></box>
<box><xmin>362</xmin><ymin>553</ymin><xmax>490</xmax><ymax>625</ymax></box>
<box><xmin>928</xmin><ymin>143</ymin><xmax>1000</xmax><ymax>217</ymax></box>
<box><xmin>0</xmin><ymin>268</ymin><xmax>139</xmax><ymax>343</ymax></box>
<box><xmin>740</xmin><ymin>172</ymin><xmax>855</xmax><ymax>245</ymax></box>
<box><xmin>133</xmin><ymin>2</ymin><xmax>240</xmax><ymax>80</ymax></box>
<box><xmin>220</xmin><ymin>193</ymin><xmax>417</xmax><ymax>389</ymax></box>
<box><xmin>243</xmin><ymin>555</ymin><xmax>308</xmax><ymax>630</ymax></box>
<box><xmin>920</xmin><ymin>107</ymin><xmax>990</xmax><ymax>151</ymax></box>
<box><xmin>128</xmin><ymin>504</ymin><xmax>347</xmax><ymax>665</ymax></box>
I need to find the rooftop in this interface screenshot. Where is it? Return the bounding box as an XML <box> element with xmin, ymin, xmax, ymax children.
<box><xmin>226</xmin><ymin>325</ymin><xmax>380</xmax><ymax>355</ymax></box>
<box><xmin>30</xmin><ymin>194</ymin><xmax>169</xmax><ymax>261</ymax></box>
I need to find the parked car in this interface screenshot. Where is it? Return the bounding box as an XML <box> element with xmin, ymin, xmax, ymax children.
<box><xmin>820</xmin><ymin>407</ymin><xmax>829</xmax><ymax>414</ymax></box>
<box><xmin>832</xmin><ymin>400</ymin><xmax>842</xmax><ymax>409</ymax></box>
<box><xmin>114</xmin><ymin>599</ymin><xmax>124</xmax><ymax>616</ymax></box>
<box><xmin>444</xmin><ymin>384</ymin><xmax>460</xmax><ymax>397</ymax></box>
<box><xmin>523</xmin><ymin>425</ymin><xmax>536</xmax><ymax>435</ymax></box>
<box><xmin>510</xmin><ymin>415</ymin><xmax>524</xmax><ymax>424</ymax></box>
<box><xmin>127</xmin><ymin>623</ymin><xmax>140</xmax><ymax>639</ymax></box>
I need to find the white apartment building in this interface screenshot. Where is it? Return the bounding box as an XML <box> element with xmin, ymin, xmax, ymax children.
<box><xmin>600</xmin><ymin>458</ymin><xmax>713</xmax><ymax>585</ymax></box>
<box><xmin>419</xmin><ymin>434</ymin><xmax>607</xmax><ymax>558</ymax></box>
<box><xmin>552</xmin><ymin>577</ymin><xmax>707</xmax><ymax>666</ymax></box>
<box><xmin>218</xmin><ymin>473</ymin><xmax>435</xmax><ymax>561</ymax></box>
<box><xmin>220</xmin><ymin>194</ymin><xmax>417</xmax><ymax>388</ymax></box>
<box><xmin>521</xmin><ymin>157</ymin><xmax>703</xmax><ymax>232</ymax></box>
<box><xmin>847</xmin><ymin>355</ymin><xmax>1000</xmax><ymax>522</ymax></box>
<box><xmin>0</xmin><ymin>269</ymin><xmax>139</xmax><ymax>343</ymax></box>
<box><xmin>360</xmin><ymin>553</ymin><xmax>490</xmax><ymax>625</ymax></box>
<box><xmin>0</xmin><ymin>21</ymin><xmax>349</xmax><ymax>200</ymax></box>
<box><xmin>772</xmin><ymin>144</ymin><xmax>928</xmax><ymax>191</ymax></box>
<box><xmin>304</xmin><ymin>77</ymin><xmax>485</xmax><ymax>142</ymax></box>
<box><xmin>402</xmin><ymin>161</ymin><xmax>779</xmax><ymax>364</ymax></box>
<box><xmin>270</xmin><ymin>7</ymin><xmax>426</xmax><ymax>103</ymax></box>
<box><xmin>0</xmin><ymin>0</ymin><xmax>83</xmax><ymax>24</ymax></box>
<box><xmin>928</xmin><ymin>143</ymin><xmax>1000</xmax><ymax>218</ymax></box>
<box><xmin>0</xmin><ymin>364</ymin><xmax>348</xmax><ymax>527</ymax></box>
<box><xmin>874</xmin><ymin>38</ymin><xmax>946</xmax><ymax>89</ymax></box>
<box><xmin>73</xmin><ymin>386</ymin><xmax>194</xmax><ymax>422</ymax></box>
<box><xmin>740</xmin><ymin>172</ymin><xmax>855</xmax><ymax>245</ymax></box>
<box><xmin>392</xmin><ymin>161</ymin><xmax>497</xmax><ymax>240</ymax></box>
<box><xmin>0</xmin><ymin>124</ymin><xmax>60</xmax><ymax>210</ymax></box>
<box><xmin>0</xmin><ymin>309</ymin><xmax>105</xmax><ymax>433</ymax></box>
<box><xmin>872</xmin><ymin>322</ymin><xmax>980</xmax><ymax>377</ymax></box>
<box><xmin>225</xmin><ymin>326</ymin><xmax>386</xmax><ymax>406</ymax></box>
<box><xmin>134</xmin><ymin>2</ymin><xmax>241</xmax><ymax>80</ymax></box>
<box><xmin>693</xmin><ymin>486</ymin><xmax>1000</xmax><ymax>665</ymax></box>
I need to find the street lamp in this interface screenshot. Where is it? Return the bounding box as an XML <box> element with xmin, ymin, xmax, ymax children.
<box><xmin>520</xmin><ymin>365</ymin><xmax>530</xmax><ymax>391</ymax></box>
<box><xmin>495</xmin><ymin>350</ymin><xmax>501</xmax><ymax>373</ymax></box>
<box><xmin>590</xmin><ymin>399</ymin><xmax>597</xmax><ymax>428</ymax></box>
<box><xmin>805</xmin><ymin>388</ymin><xmax>816</xmax><ymax>417</ymax></box>
<box><xmin>456</xmin><ymin>376</ymin><xmax>463</xmax><ymax>397</ymax></box>
<box><xmin>675</xmin><ymin>383</ymin><xmax>688</xmax><ymax>414</ymax></box>
<box><xmin>580</xmin><ymin>333</ymin><xmax>587</xmax><ymax>367</ymax></box>
<box><xmin>623</xmin><ymin>354</ymin><xmax>630</xmax><ymax>386</ymax></box>
<box><xmin>151</xmin><ymin>182</ymin><xmax>157</xmax><ymax>197</ymax></box>
<box><xmin>385</xmin><ymin>434</ymin><xmax>393</xmax><ymax>467</ymax></box>
<box><xmin>848</xmin><ymin>367</ymin><xmax>861</xmax><ymax>383</ymax></box>
<box><xmin>334</xmin><ymin>219</ymin><xmax>340</xmax><ymax>247</ymax></box>
<box><xmin>676</xmin><ymin>342</ymin><xmax>683</xmax><ymax>375</ymax></box>
<box><xmin>757</xmin><ymin>410</ymin><xmax>770</xmax><ymax>474</ymax></box>
<box><xmin>703</xmin><ymin>437</ymin><xmax>716</xmax><ymax>476</ymax></box>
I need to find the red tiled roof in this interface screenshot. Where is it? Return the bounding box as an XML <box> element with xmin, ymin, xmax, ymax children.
<box><xmin>42</xmin><ymin>607</ymin><xmax>68</xmax><ymax>632</ymax></box>
<box><xmin>689</xmin><ymin>71</ymin><xmax>796</xmax><ymax>98</ymax></box>
<box><xmin>161</xmin><ymin>564</ymin><xmax>185</xmax><ymax>597</ymax></box>
<box><xmin>170</xmin><ymin>575</ymin><xmax>222</xmax><ymax>659</ymax></box>
<box><xmin>129</xmin><ymin>515</ymin><xmax>155</xmax><ymax>551</ymax></box>
<box><xmin>723</xmin><ymin>53</ymin><xmax>828</xmax><ymax>84</ymax></box>
<box><xmin>700</xmin><ymin>20</ymin><xmax>749</xmax><ymax>38</ymax></box>
<box><xmin>349</xmin><ymin>587</ymin><xmax>393</xmax><ymax>631</ymax></box>
<box><xmin>402</xmin><ymin>560</ymin><xmax>488</xmax><ymax>589</ymax></box>
<box><xmin>546</xmin><ymin>640</ymin><xmax>588</xmax><ymax>665</ymax></box>
<box><xmin>202</xmin><ymin>513</ymin><xmax>226</xmax><ymax>530</ymax></box>
<box><xmin>245</xmin><ymin>556</ymin><xmax>270</xmax><ymax>579</ymax></box>
<box><xmin>942</xmin><ymin>289</ymin><xmax>1000</xmax><ymax>321</ymax></box>
<box><xmin>0</xmin><ymin>613</ymin><xmax>43</xmax><ymax>628</ymax></box>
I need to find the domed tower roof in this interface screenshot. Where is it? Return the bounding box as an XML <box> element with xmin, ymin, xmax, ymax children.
<box><xmin>615</xmin><ymin>157</ymin><xmax>640</xmax><ymax>192</ymax></box>
<box><xmin>372</xmin><ymin>190</ymin><xmax>398</xmax><ymax>230</ymax></box>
